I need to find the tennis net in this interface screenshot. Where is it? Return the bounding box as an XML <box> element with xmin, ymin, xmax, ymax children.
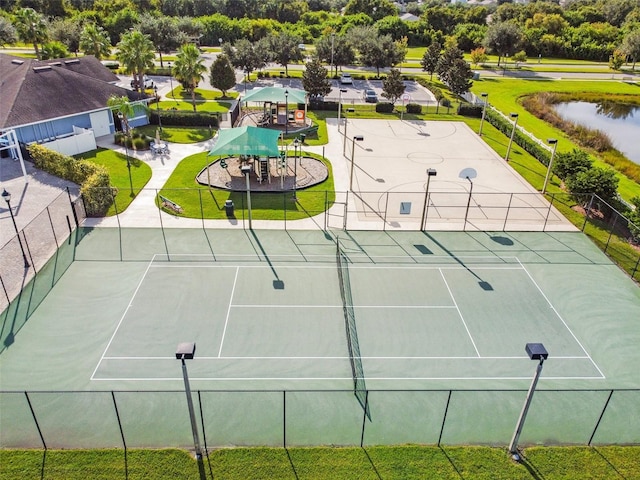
<box><xmin>336</xmin><ymin>240</ymin><xmax>369</xmax><ymax>418</ymax></box>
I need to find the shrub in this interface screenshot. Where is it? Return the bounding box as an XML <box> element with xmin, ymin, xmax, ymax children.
<box><xmin>376</xmin><ymin>102</ymin><xmax>394</xmax><ymax>113</ymax></box>
<box><xmin>565</xmin><ymin>167</ymin><xmax>619</xmax><ymax>207</ymax></box>
<box><xmin>553</xmin><ymin>149</ymin><xmax>593</xmax><ymax>181</ymax></box>
<box><xmin>457</xmin><ymin>104</ymin><xmax>483</xmax><ymax>117</ymax></box>
<box><xmin>27</xmin><ymin>144</ymin><xmax>113</xmax><ymax>216</ymax></box>
<box><xmin>406</xmin><ymin>103</ymin><xmax>422</xmax><ymax>114</ymax></box>
<box><xmin>132</xmin><ymin>137</ymin><xmax>148</xmax><ymax>150</ymax></box>
<box><xmin>149</xmin><ymin>110</ymin><xmax>219</xmax><ymax>128</ymax></box>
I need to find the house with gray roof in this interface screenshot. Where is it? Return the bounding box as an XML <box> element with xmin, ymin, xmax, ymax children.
<box><xmin>0</xmin><ymin>54</ymin><xmax>149</xmax><ymax>176</ymax></box>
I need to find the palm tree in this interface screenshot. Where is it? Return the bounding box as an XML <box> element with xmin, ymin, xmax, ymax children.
<box><xmin>80</xmin><ymin>23</ymin><xmax>112</xmax><ymax>60</ymax></box>
<box><xmin>116</xmin><ymin>30</ymin><xmax>155</xmax><ymax>94</ymax></box>
<box><xmin>173</xmin><ymin>43</ymin><xmax>206</xmax><ymax>112</ymax></box>
<box><xmin>107</xmin><ymin>95</ymin><xmax>135</xmax><ymax>133</ymax></box>
<box><xmin>14</xmin><ymin>8</ymin><xmax>48</xmax><ymax>60</ymax></box>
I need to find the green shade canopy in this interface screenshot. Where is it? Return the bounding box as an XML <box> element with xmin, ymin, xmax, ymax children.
<box><xmin>242</xmin><ymin>87</ymin><xmax>307</xmax><ymax>104</ymax></box>
<box><xmin>207</xmin><ymin>126</ymin><xmax>282</xmax><ymax>157</ymax></box>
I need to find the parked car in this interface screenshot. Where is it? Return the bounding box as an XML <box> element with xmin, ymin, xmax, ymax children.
<box><xmin>339</xmin><ymin>73</ymin><xmax>353</xmax><ymax>85</ymax></box>
<box><xmin>362</xmin><ymin>89</ymin><xmax>378</xmax><ymax>103</ymax></box>
<box><xmin>131</xmin><ymin>76</ymin><xmax>154</xmax><ymax>90</ymax></box>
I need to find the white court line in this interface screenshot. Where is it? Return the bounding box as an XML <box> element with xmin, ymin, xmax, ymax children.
<box><xmin>231</xmin><ymin>305</ymin><xmax>457</xmax><ymax>309</ymax></box>
<box><xmin>439</xmin><ymin>269</ymin><xmax>481</xmax><ymax>357</ymax></box>
<box><xmin>516</xmin><ymin>258</ymin><xmax>606</xmax><ymax>379</ymax></box>
<box><xmin>217</xmin><ymin>266</ymin><xmax>239</xmax><ymax>358</ymax></box>
<box><xmin>150</xmin><ymin>264</ymin><xmax>524</xmax><ymax>271</ymax></box>
<box><xmin>90</xmin><ymin>255</ymin><xmax>157</xmax><ymax>380</ymax></box>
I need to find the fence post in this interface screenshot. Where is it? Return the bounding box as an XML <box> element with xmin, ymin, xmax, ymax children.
<box><xmin>283</xmin><ymin>192</ymin><xmax>287</xmax><ymax>230</ymax></box>
<box><xmin>22</xmin><ymin>231</ymin><xmax>36</xmax><ymax>271</ymax></box>
<box><xmin>543</xmin><ymin>194</ymin><xmax>555</xmax><ymax>232</ymax></box>
<box><xmin>383</xmin><ymin>192</ymin><xmax>389</xmax><ymax>231</ymax></box>
<box><xmin>24</xmin><ymin>392</ymin><xmax>47</xmax><ymax>450</ymax></box>
<box><xmin>632</xmin><ymin>255</ymin><xmax>640</xmax><ymax>280</ymax></box>
<box><xmin>46</xmin><ymin>207</ymin><xmax>59</xmax><ymax>248</ymax></box>
<box><xmin>604</xmin><ymin>215</ymin><xmax>618</xmax><ymax>254</ymax></box>
<box><xmin>199</xmin><ymin>189</ymin><xmax>204</xmax><ymax>229</ymax></box>
<box><xmin>588</xmin><ymin>390</ymin><xmax>614</xmax><ymax>445</ymax></box>
<box><xmin>111</xmin><ymin>391</ymin><xmax>127</xmax><ymax>452</ymax></box>
<box><xmin>0</xmin><ymin>274</ymin><xmax>9</xmax><ymax>304</ymax></box>
<box><xmin>324</xmin><ymin>190</ymin><xmax>328</xmax><ymax>231</ymax></box>
<box><xmin>66</xmin><ymin>187</ymin><xmax>79</xmax><ymax>228</ymax></box>
<box><xmin>503</xmin><ymin>193</ymin><xmax>514</xmax><ymax>231</ymax></box>
<box><xmin>360</xmin><ymin>390</ymin><xmax>369</xmax><ymax>447</ymax></box>
<box><xmin>283</xmin><ymin>391</ymin><xmax>287</xmax><ymax>448</ymax></box>
<box><xmin>197</xmin><ymin>390</ymin><xmax>209</xmax><ymax>456</ymax></box>
<box><xmin>438</xmin><ymin>390</ymin><xmax>452</xmax><ymax>446</ymax></box>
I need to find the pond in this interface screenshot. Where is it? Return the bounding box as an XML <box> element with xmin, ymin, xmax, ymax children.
<box><xmin>555</xmin><ymin>101</ymin><xmax>640</xmax><ymax>165</ymax></box>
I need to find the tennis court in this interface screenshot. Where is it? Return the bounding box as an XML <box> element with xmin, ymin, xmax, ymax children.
<box><xmin>1</xmin><ymin>228</ymin><xmax>639</xmax><ymax>448</ymax></box>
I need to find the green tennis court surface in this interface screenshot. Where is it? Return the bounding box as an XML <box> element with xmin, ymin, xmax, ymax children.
<box><xmin>1</xmin><ymin>228</ymin><xmax>639</xmax><ymax>447</ymax></box>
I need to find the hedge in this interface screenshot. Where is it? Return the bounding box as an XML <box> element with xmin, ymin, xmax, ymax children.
<box><xmin>406</xmin><ymin>103</ymin><xmax>422</xmax><ymax>114</ymax></box>
<box><xmin>149</xmin><ymin>110</ymin><xmax>220</xmax><ymax>128</ymax></box>
<box><xmin>457</xmin><ymin>104</ymin><xmax>483</xmax><ymax>117</ymax></box>
<box><xmin>28</xmin><ymin>144</ymin><xmax>113</xmax><ymax>216</ymax></box>
<box><xmin>376</xmin><ymin>102</ymin><xmax>394</xmax><ymax>113</ymax></box>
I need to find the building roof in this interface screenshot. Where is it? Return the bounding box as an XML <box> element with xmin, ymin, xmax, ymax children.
<box><xmin>0</xmin><ymin>54</ymin><xmax>145</xmax><ymax>130</ymax></box>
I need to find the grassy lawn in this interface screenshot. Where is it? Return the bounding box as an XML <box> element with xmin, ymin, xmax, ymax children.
<box><xmin>158</xmin><ymin>150</ymin><xmax>335</xmax><ymax>220</ymax></box>
<box><xmin>1</xmin><ymin>446</ymin><xmax>638</xmax><ymax>479</ymax></box>
<box><xmin>133</xmin><ymin>125</ymin><xmax>214</xmax><ymax>143</ymax></box>
<box><xmin>158</xmin><ymin>100</ymin><xmax>230</xmax><ymax>113</ymax></box>
<box><xmin>75</xmin><ymin>148</ymin><xmax>152</xmax><ymax>215</ymax></box>
<box><xmin>469</xmin><ymin>77</ymin><xmax>640</xmax><ymax>202</ymax></box>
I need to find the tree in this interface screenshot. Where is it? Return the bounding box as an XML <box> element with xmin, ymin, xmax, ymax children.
<box><xmin>609</xmin><ymin>49</ymin><xmax>625</xmax><ymax>70</ymax></box>
<box><xmin>315</xmin><ymin>33</ymin><xmax>356</xmax><ymax>77</ymax></box>
<box><xmin>41</xmin><ymin>40</ymin><xmax>69</xmax><ymax>60</ymax></box>
<box><xmin>107</xmin><ymin>94</ymin><xmax>135</xmax><ymax>133</ymax></box>
<box><xmin>469</xmin><ymin>46</ymin><xmax>488</xmax><ymax>66</ymax></box>
<box><xmin>358</xmin><ymin>33</ymin><xmax>403</xmax><ymax>76</ymax></box>
<box><xmin>80</xmin><ymin>23</ymin><xmax>112</xmax><ymax>60</ymax></box>
<box><xmin>173</xmin><ymin>43</ymin><xmax>207</xmax><ymax>111</ymax></box>
<box><xmin>138</xmin><ymin>13</ymin><xmax>182</xmax><ymax>68</ymax></box>
<box><xmin>436</xmin><ymin>40</ymin><xmax>464</xmax><ymax>85</ymax></box>
<box><xmin>302</xmin><ymin>58</ymin><xmax>331</xmax><ymax>99</ymax></box>
<box><xmin>446</xmin><ymin>57</ymin><xmax>474</xmax><ymax>96</ymax></box>
<box><xmin>620</xmin><ymin>30</ymin><xmax>640</xmax><ymax>69</ymax></box>
<box><xmin>565</xmin><ymin>167</ymin><xmax>619</xmax><ymax>207</ymax></box>
<box><xmin>0</xmin><ymin>17</ymin><xmax>18</xmax><ymax>47</ymax></box>
<box><xmin>209</xmin><ymin>53</ymin><xmax>236</xmax><ymax>97</ymax></box>
<box><xmin>267</xmin><ymin>32</ymin><xmax>304</xmax><ymax>76</ymax></box>
<box><xmin>223</xmin><ymin>38</ymin><xmax>263</xmax><ymax>82</ymax></box>
<box><xmin>483</xmin><ymin>21</ymin><xmax>524</xmax><ymax>66</ymax></box>
<box><xmin>13</xmin><ymin>8</ymin><xmax>48</xmax><ymax>60</ymax></box>
<box><xmin>381</xmin><ymin>68</ymin><xmax>405</xmax><ymax>104</ymax></box>
<box><xmin>49</xmin><ymin>17</ymin><xmax>83</xmax><ymax>55</ymax></box>
<box><xmin>421</xmin><ymin>41</ymin><xmax>441</xmax><ymax>80</ymax></box>
<box><xmin>344</xmin><ymin>0</ymin><xmax>398</xmax><ymax>21</ymax></box>
<box><xmin>627</xmin><ymin>196</ymin><xmax>640</xmax><ymax>242</ymax></box>
<box><xmin>116</xmin><ymin>30</ymin><xmax>155</xmax><ymax>94</ymax></box>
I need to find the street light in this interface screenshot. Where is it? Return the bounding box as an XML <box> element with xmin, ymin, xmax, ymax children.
<box><xmin>505</xmin><ymin>113</ymin><xmax>519</xmax><ymax>161</ymax></box>
<box><xmin>284</xmin><ymin>90</ymin><xmax>289</xmax><ymax>136</ymax></box>
<box><xmin>349</xmin><ymin>135</ymin><xmax>364</xmax><ymax>191</ymax></box>
<box><xmin>420</xmin><ymin>169</ymin><xmax>437</xmax><ymax>231</ymax></box>
<box><xmin>542</xmin><ymin>139</ymin><xmax>558</xmax><ymax>194</ymax></box>
<box><xmin>292</xmin><ymin>137</ymin><xmax>300</xmax><ymax>199</ymax></box>
<box><xmin>478</xmin><ymin>93</ymin><xmax>488</xmax><ymax>136</ymax></box>
<box><xmin>343</xmin><ymin>108</ymin><xmax>355</xmax><ymax>155</ymax></box>
<box><xmin>153</xmin><ymin>85</ymin><xmax>162</xmax><ymax>132</ymax></box>
<box><xmin>167</xmin><ymin>62</ymin><xmax>174</xmax><ymax>99</ymax></box>
<box><xmin>337</xmin><ymin>88</ymin><xmax>347</xmax><ymax>133</ymax></box>
<box><xmin>117</xmin><ymin>112</ymin><xmax>134</xmax><ymax>197</ymax></box>
<box><xmin>509</xmin><ymin>343</ymin><xmax>549</xmax><ymax>460</ymax></box>
<box><xmin>2</xmin><ymin>189</ymin><xmax>30</xmax><ymax>268</ymax></box>
<box><xmin>241</xmin><ymin>164</ymin><xmax>252</xmax><ymax>229</ymax></box>
<box><xmin>175</xmin><ymin>342</ymin><xmax>203</xmax><ymax>459</ymax></box>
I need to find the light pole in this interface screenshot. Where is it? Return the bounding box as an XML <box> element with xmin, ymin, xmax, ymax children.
<box><xmin>463</xmin><ymin>175</ymin><xmax>473</xmax><ymax>231</ymax></box>
<box><xmin>167</xmin><ymin>62</ymin><xmax>174</xmax><ymax>99</ymax></box>
<box><xmin>292</xmin><ymin>137</ymin><xmax>300</xmax><ymax>199</ymax></box>
<box><xmin>349</xmin><ymin>135</ymin><xmax>364</xmax><ymax>191</ymax></box>
<box><xmin>343</xmin><ymin>108</ymin><xmax>355</xmax><ymax>155</ymax></box>
<box><xmin>420</xmin><ymin>169</ymin><xmax>437</xmax><ymax>231</ymax></box>
<box><xmin>2</xmin><ymin>189</ymin><xmax>30</xmax><ymax>268</ymax></box>
<box><xmin>175</xmin><ymin>342</ymin><xmax>203</xmax><ymax>459</ymax></box>
<box><xmin>241</xmin><ymin>164</ymin><xmax>252</xmax><ymax>229</ymax></box>
<box><xmin>542</xmin><ymin>139</ymin><xmax>558</xmax><ymax>194</ymax></box>
<box><xmin>478</xmin><ymin>93</ymin><xmax>488</xmax><ymax>136</ymax></box>
<box><xmin>505</xmin><ymin>113</ymin><xmax>519</xmax><ymax>161</ymax></box>
<box><xmin>153</xmin><ymin>85</ymin><xmax>162</xmax><ymax>133</ymax></box>
<box><xmin>117</xmin><ymin>112</ymin><xmax>134</xmax><ymax>197</ymax></box>
<box><xmin>337</xmin><ymin>88</ymin><xmax>347</xmax><ymax>133</ymax></box>
<box><xmin>284</xmin><ymin>90</ymin><xmax>289</xmax><ymax>137</ymax></box>
<box><xmin>509</xmin><ymin>343</ymin><xmax>549</xmax><ymax>460</ymax></box>
<box><xmin>330</xmin><ymin>32</ymin><xmax>336</xmax><ymax>78</ymax></box>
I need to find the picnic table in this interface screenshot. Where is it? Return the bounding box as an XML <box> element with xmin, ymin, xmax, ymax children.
<box><xmin>150</xmin><ymin>141</ymin><xmax>169</xmax><ymax>155</ymax></box>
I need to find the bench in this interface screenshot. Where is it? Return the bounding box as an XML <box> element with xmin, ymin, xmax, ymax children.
<box><xmin>159</xmin><ymin>195</ymin><xmax>183</xmax><ymax>214</ymax></box>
